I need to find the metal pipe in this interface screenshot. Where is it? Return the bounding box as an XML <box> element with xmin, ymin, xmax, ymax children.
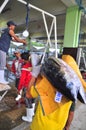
<box><xmin>17</xmin><ymin>0</ymin><xmax>58</xmax><ymax>58</ymax></box>
<box><xmin>54</xmin><ymin>17</ymin><xmax>58</xmax><ymax>58</ymax></box>
<box><xmin>17</xmin><ymin>0</ymin><xmax>55</xmax><ymax>18</ymax></box>
<box><xmin>0</xmin><ymin>0</ymin><xmax>10</xmax><ymax>13</ymax></box>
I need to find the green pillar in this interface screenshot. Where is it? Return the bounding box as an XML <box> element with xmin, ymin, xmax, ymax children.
<box><xmin>63</xmin><ymin>6</ymin><xmax>81</xmax><ymax>48</ymax></box>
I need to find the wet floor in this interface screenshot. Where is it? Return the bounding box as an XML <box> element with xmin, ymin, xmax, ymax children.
<box><xmin>0</xmin><ymin>81</ymin><xmax>86</xmax><ymax>130</ymax></box>
<box><xmin>70</xmin><ymin>101</ymin><xmax>86</xmax><ymax>130</ymax></box>
<box><xmin>0</xmin><ymin>82</ymin><xmax>26</xmax><ymax>130</ymax></box>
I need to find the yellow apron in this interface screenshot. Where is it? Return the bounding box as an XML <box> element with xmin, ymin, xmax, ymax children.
<box><xmin>30</xmin><ymin>76</ymin><xmax>72</xmax><ymax>130</ymax></box>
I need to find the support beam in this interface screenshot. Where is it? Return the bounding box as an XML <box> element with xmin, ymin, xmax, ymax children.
<box><xmin>17</xmin><ymin>0</ymin><xmax>55</xmax><ymax>18</ymax></box>
<box><xmin>63</xmin><ymin>6</ymin><xmax>81</xmax><ymax>47</ymax></box>
<box><xmin>0</xmin><ymin>0</ymin><xmax>10</xmax><ymax>13</ymax></box>
<box><xmin>17</xmin><ymin>0</ymin><xmax>58</xmax><ymax>58</ymax></box>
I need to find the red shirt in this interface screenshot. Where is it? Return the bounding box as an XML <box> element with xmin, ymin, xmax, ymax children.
<box><xmin>18</xmin><ymin>62</ymin><xmax>32</xmax><ymax>91</ymax></box>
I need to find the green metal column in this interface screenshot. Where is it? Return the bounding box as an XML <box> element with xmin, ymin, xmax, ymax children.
<box><xmin>63</xmin><ymin>6</ymin><xmax>81</xmax><ymax>48</ymax></box>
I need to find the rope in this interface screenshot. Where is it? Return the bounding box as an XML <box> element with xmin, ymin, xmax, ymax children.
<box><xmin>25</xmin><ymin>3</ymin><xmax>30</xmax><ymax>29</ymax></box>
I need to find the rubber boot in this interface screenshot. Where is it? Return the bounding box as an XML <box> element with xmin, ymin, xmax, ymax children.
<box><xmin>32</xmin><ymin>103</ymin><xmax>35</xmax><ymax>116</ymax></box>
<box><xmin>22</xmin><ymin>107</ymin><xmax>34</xmax><ymax>122</ymax></box>
<box><xmin>0</xmin><ymin>70</ymin><xmax>9</xmax><ymax>84</ymax></box>
<box><xmin>15</xmin><ymin>89</ymin><xmax>22</xmax><ymax>101</ymax></box>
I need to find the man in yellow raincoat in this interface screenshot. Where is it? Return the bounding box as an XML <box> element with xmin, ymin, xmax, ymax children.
<box><xmin>24</xmin><ymin>54</ymin><xmax>85</xmax><ymax>130</ymax></box>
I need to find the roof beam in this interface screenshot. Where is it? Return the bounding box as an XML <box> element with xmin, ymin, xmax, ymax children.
<box><xmin>61</xmin><ymin>0</ymin><xmax>77</xmax><ymax>7</ymax></box>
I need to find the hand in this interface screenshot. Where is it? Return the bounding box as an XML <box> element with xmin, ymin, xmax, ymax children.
<box><xmin>23</xmin><ymin>40</ymin><xmax>27</xmax><ymax>45</ymax></box>
<box><xmin>26</xmin><ymin>90</ymin><xmax>32</xmax><ymax>98</ymax></box>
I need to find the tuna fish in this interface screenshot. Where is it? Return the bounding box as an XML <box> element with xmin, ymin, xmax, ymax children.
<box><xmin>41</xmin><ymin>57</ymin><xmax>86</xmax><ymax>104</ymax></box>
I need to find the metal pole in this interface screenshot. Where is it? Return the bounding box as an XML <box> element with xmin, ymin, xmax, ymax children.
<box><xmin>17</xmin><ymin>0</ymin><xmax>55</xmax><ymax>18</ymax></box>
<box><xmin>29</xmin><ymin>4</ymin><xmax>55</xmax><ymax>18</ymax></box>
<box><xmin>82</xmin><ymin>52</ymin><xmax>86</xmax><ymax>68</ymax></box>
<box><xmin>0</xmin><ymin>0</ymin><xmax>10</xmax><ymax>13</ymax></box>
<box><xmin>54</xmin><ymin>17</ymin><xmax>58</xmax><ymax>58</ymax></box>
<box><xmin>42</xmin><ymin>12</ymin><xmax>54</xmax><ymax>47</ymax></box>
<box><xmin>17</xmin><ymin>0</ymin><xmax>58</xmax><ymax>58</ymax></box>
<box><xmin>76</xmin><ymin>47</ymin><xmax>82</xmax><ymax>66</ymax></box>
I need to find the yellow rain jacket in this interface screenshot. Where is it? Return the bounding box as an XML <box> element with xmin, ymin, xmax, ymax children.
<box><xmin>30</xmin><ymin>76</ymin><xmax>72</xmax><ymax>130</ymax></box>
<box><xmin>30</xmin><ymin>55</ymin><xmax>85</xmax><ymax>130</ymax></box>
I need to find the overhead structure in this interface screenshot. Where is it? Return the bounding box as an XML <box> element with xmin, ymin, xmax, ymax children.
<box><xmin>17</xmin><ymin>0</ymin><xmax>58</xmax><ymax>59</ymax></box>
<box><xmin>0</xmin><ymin>0</ymin><xmax>58</xmax><ymax>58</ymax></box>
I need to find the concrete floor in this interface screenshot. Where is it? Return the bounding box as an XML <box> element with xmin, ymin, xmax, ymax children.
<box><xmin>12</xmin><ymin>122</ymin><xmax>30</xmax><ymax>130</ymax></box>
<box><xmin>0</xmin><ymin>82</ymin><xmax>26</xmax><ymax>130</ymax></box>
<box><xmin>70</xmin><ymin>101</ymin><xmax>86</xmax><ymax>130</ymax></box>
<box><xmin>0</xmin><ymin>81</ymin><xmax>86</xmax><ymax>130</ymax></box>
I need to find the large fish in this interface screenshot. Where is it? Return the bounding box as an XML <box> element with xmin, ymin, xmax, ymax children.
<box><xmin>41</xmin><ymin>57</ymin><xmax>86</xmax><ymax>104</ymax></box>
